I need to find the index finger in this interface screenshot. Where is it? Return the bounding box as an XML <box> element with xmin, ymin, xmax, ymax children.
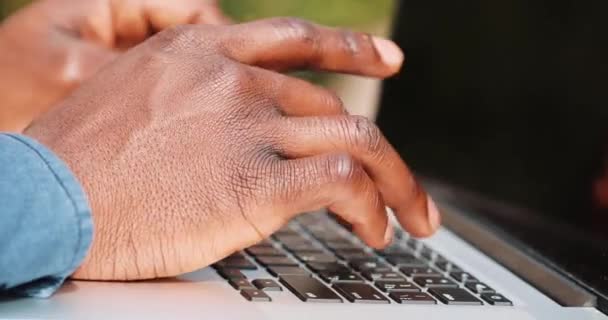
<box><xmin>219</xmin><ymin>17</ymin><xmax>404</xmax><ymax>77</ymax></box>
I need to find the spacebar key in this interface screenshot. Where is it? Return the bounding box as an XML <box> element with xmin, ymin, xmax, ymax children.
<box><xmin>280</xmin><ymin>275</ymin><xmax>343</xmax><ymax>303</ymax></box>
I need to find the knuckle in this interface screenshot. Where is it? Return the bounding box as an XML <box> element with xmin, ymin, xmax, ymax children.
<box><xmin>325</xmin><ymin>154</ymin><xmax>364</xmax><ymax>184</ymax></box>
<box><xmin>151</xmin><ymin>25</ymin><xmax>200</xmax><ymax>53</ymax></box>
<box><xmin>344</xmin><ymin>116</ymin><xmax>386</xmax><ymax>156</ymax></box>
<box><xmin>338</xmin><ymin>29</ymin><xmax>361</xmax><ymax>57</ymax></box>
<box><xmin>222</xmin><ymin>153</ymin><xmax>283</xmax><ymax>241</ymax></box>
<box><xmin>229</xmin><ymin>150</ymin><xmax>280</xmax><ymax>200</ymax></box>
<box><xmin>270</xmin><ymin>17</ymin><xmax>320</xmax><ymax>47</ymax></box>
<box><xmin>223</xmin><ymin>63</ymin><xmax>254</xmax><ymax>89</ymax></box>
<box><xmin>322</xmin><ymin>90</ymin><xmax>347</xmax><ymax>114</ymax></box>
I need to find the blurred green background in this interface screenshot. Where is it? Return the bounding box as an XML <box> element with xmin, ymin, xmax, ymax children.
<box><xmin>0</xmin><ymin>0</ymin><xmax>29</xmax><ymax>18</ymax></box>
<box><xmin>1</xmin><ymin>0</ymin><xmax>394</xmax><ymax>29</ymax></box>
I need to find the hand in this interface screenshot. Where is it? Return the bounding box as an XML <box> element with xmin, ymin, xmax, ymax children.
<box><xmin>26</xmin><ymin>18</ymin><xmax>441</xmax><ymax>280</ymax></box>
<box><xmin>0</xmin><ymin>0</ymin><xmax>229</xmax><ymax>132</ymax></box>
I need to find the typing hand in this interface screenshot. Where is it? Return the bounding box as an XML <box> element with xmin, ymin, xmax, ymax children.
<box><xmin>25</xmin><ymin>18</ymin><xmax>440</xmax><ymax>280</ymax></box>
<box><xmin>0</xmin><ymin>0</ymin><xmax>228</xmax><ymax>132</ymax></box>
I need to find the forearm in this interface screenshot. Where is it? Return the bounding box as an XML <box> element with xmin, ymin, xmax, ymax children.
<box><xmin>0</xmin><ymin>133</ymin><xmax>92</xmax><ymax>297</ymax></box>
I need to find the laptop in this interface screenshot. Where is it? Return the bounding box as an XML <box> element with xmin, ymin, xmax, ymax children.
<box><xmin>2</xmin><ymin>0</ymin><xmax>607</xmax><ymax>319</ymax></box>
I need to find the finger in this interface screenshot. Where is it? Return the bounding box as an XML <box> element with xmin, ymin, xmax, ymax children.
<box><xmin>112</xmin><ymin>0</ymin><xmax>150</xmax><ymax>48</ymax></box>
<box><xmin>145</xmin><ymin>0</ymin><xmax>229</xmax><ymax>31</ymax></box>
<box><xmin>247</xmin><ymin>66</ymin><xmax>347</xmax><ymax>116</ymax></box>
<box><xmin>220</xmin><ymin>17</ymin><xmax>404</xmax><ymax>77</ymax></box>
<box><xmin>279</xmin><ymin>115</ymin><xmax>441</xmax><ymax>237</ymax></box>
<box><xmin>79</xmin><ymin>1</ymin><xmax>115</xmax><ymax>47</ymax></box>
<box><xmin>191</xmin><ymin>1</ymin><xmax>233</xmax><ymax>25</ymax></box>
<box><xmin>279</xmin><ymin>153</ymin><xmax>391</xmax><ymax>248</ymax></box>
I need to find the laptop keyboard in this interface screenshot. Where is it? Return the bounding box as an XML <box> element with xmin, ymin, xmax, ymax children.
<box><xmin>212</xmin><ymin>212</ymin><xmax>513</xmax><ymax>306</ymax></box>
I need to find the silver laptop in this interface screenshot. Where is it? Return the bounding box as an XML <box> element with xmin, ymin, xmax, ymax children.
<box><xmin>2</xmin><ymin>0</ymin><xmax>607</xmax><ymax>319</ymax></box>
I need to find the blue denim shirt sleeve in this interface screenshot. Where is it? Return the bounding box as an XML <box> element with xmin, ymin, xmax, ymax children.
<box><xmin>0</xmin><ymin>133</ymin><xmax>93</xmax><ymax>298</ymax></box>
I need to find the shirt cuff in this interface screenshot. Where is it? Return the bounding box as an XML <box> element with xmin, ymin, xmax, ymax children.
<box><xmin>1</xmin><ymin>134</ymin><xmax>93</xmax><ymax>298</ymax></box>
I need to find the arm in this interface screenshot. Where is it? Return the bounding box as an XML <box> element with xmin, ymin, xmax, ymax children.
<box><xmin>0</xmin><ymin>133</ymin><xmax>92</xmax><ymax>297</ymax></box>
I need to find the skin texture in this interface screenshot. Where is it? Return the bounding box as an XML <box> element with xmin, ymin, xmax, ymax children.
<box><xmin>0</xmin><ymin>0</ymin><xmax>229</xmax><ymax>132</ymax></box>
<box><xmin>24</xmin><ymin>18</ymin><xmax>441</xmax><ymax>280</ymax></box>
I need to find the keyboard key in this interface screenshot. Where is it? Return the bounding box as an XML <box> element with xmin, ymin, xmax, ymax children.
<box><xmin>420</xmin><ymin>248</ymin><xmax>437</xmax><ymax>261</ymax></box>
<box><xmin>311</xmin><ymin>233</ymin><xmax>346</xmax><ymax>242</ymax></box>
<box><xmin>226</xmin><ymin>252</ymin><xmax>247</xmax><ymax>260</ymax></box>
<box><xmin>413</xmin><ymin>276</ymin><xmax>458</xmax><ymax>288</ymax></box>
<box><xmin>394</xmin><ymin>229</ymin><xmax>406</xmax><ymax>239</ymax></box>
<box><xmin>435</xmin><ymin>261</ymin><xmax>463</xmax><ymax>272</ymax></box>
<box><xmin>252</xmin><ymin>279</ymin><xmax>282</xmax><ymax>291</ymax></box>
<box><xmin>399</xmin><ymin>266</ymin><xmax>441</xmax><ymax>277</ymax></box>
<box><xmin>256</xmin><ymin>256</ymin><xmax>298</xmax><ymax>267</ymax></box>
<box><xmin>253</xmin><ymin>239</ymin><xmax>274</xmax><ymax>247</ymax></box>
<box><xmin>307</xmin><ymin>262</ymin><xmax>350</xmax><ymax>273</ymax></box>
<box><xmin>289</xmin><ymin>248</ymin><xmax>325</xmax><ymax>255</ymax></box>
<box><xmin>406</xmin><ymin>238</ymin><xmax>421</xmax><ymax>250</ymax></box>
<box><xmin>295</xmin><ymin>253</ymin><xmax>337</xmax><ymax>264</ymax></box>
<box><xmin>241</xmin><ymin>288</ymin><xmax>271</xmax><ymax>302</ymax></box>
<box><xmin>350</xmin><ymin>259</ymin><xmax>390</xmax><ymax>272</ymax></box>
<box><xmin>273</xmin><ymin>234</ymin><xmax>308</xmax><ymax>243</ymax></box>
<box><xmin>304</xmin><ymin>223</ymin><xmax>328</xmax><ymax>230</ymax></box>
<box><xmin>389</xmin><ymin>292</ymin><xmax>436</xmax><ymax>304</ymax></box>
<box><xmin>375</xmin><ymin>280</ymin><xmax>420</xmax><ymax>292</ymax></box>
<box><xmin>297</xmin><ymin>213</ymin><xmax>327</xmax><ymax>225</ymax></box>
<box><xmin>283</xmin><ymin>242</ymin><xmax>321</xmax><ymax>253</ymax></box>
<box><xmin>334</xmin><ymin>249</ymin><xmax>373</xmax><ymax>260</ymax></box>
<box><xmin>450</xmin><ymin>271</ymin><xmax>478</xmax><ymax>283</ymax></box>
<box><xmin>333</xmin><ymin>283</ymin><xmax>389</xmax><ymax>304</ymax></box>
<box><xmin>481</xmin><ymin>293</ymin><xmax>513</xmax><ymax>306</ymax></box>
<box><xmin>376</xmin><ymin>245</ymin><xmax>412</xmax><ymax>257</ymax></box>
<box><xmin>434</xmin><ymin>261</ymin><xmax>451</xmax><ymax>271</ymax></box>
<box><xmin>229</xmin><ymin>278</ymin><xmax>254</xmax><ymax>290</ymax></box>
<box><xmin>307</xmin><ymin>224</ymin><xmax>341</xmax><ymax>233</ymax></box>
<box><xmin>213</xmin><ymin>258</ymin><xmax>257</xmax><ymax>270</ymax></box>
<box><xmin>343</xmin><ymin>252</ymin><xmax>375</xmax><ymax>261</ymax></box>
<box><xmin>278</xmin><ymin>236</ymin><xmax>312</xmax><ymax>244</ymax></box>
<box><xmin>324</xmin><ymin>241</ymin><xmax>361</xmax><ymax>251</ymax></box>
<box><xmin>273</xmin><ymin>227</ymin><xmax>299</xmax><ymax>237</ymax></box>
<box><xmin>280</xmin><ymin>275</ymin><xmax>343</xmax><ymax>303</ymax></box>
<box><xmin>267</xmin><ymin>266</ymin><xmax>309</xmax><ymax>277</ymax></box>
<box><xmin>385</xmin><ymin>255</ymin><xmax>426</xmax><ymax>267</ymax></box>
<box><xmin>245</xmin><ymin>246</ymin><xmax>285</xmax><ymax>257</ymax></box>
<box><xmin>362</xmin><ymin>270</ymin><xmax>406</xmax><ymax>282</ymax></box>
<box><xmin>466</xmin><ymin>281</ymin><xmax>495</xmax><ymax>294</ymax></box>
<box><xmin>217</xmin><ymin>268</ymin><xmax>246</xmax><ymax>280</ymax></box>
<box><xmin>319</xmin><ymin>271</ymin><xmax>364</xmax><ymax>283</ymax></box>
<box><xmin>434</xmin><ymin>255</ymin><xmax>448</xmax><ymax>264</ymax></box>
<box><xmin>429</xmin><ymin>287</ymin><xmax>483</xmax><ymax>305</ymax></box>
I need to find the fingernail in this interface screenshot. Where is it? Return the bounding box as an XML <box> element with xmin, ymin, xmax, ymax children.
<box><xmin>427</xmin><ymin>195</ymin><xmax>441</xmax><ymax>231</ymax></box>
<box><xmin>384</xmin><ymin>222</ymin><xmax>394</xmax><ymax>246</ymax></box>
<box><xmin>372</xmin><ymin>37</ymin><xmax>404</xmax><ymax>68</ymax></box>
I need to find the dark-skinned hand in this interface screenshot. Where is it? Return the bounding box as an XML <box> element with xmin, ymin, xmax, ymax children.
<box><xmin>25</xmin><ymin>18</ymin><xmax>441</xmax><ymax>280</ymax></box>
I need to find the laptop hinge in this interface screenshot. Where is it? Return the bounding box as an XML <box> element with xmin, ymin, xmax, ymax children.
<box><xmin>438</xmin><ymin>200</ymin><xmax>598</xmax><ymax>308</ymax></box>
